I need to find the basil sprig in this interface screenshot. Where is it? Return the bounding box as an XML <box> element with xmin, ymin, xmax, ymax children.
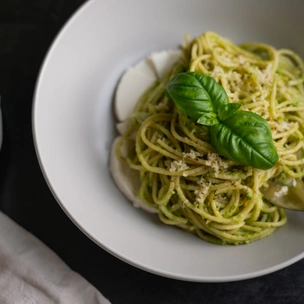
<box><xmin>165</xmin><ymin>72</ymin><xmax>279</xmax><ymax>170</ymax></box>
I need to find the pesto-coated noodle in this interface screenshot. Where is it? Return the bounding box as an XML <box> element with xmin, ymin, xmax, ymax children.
<box><xmin>116</xmin><ymin>32</ymin><xmax>304</xmax><ymax>244</ymax></box>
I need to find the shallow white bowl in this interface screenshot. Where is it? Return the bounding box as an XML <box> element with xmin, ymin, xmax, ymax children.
<box><xmin>33</xmin><ymin>0</ymin><xmax>304</xmax><ymax>282</ymax></box>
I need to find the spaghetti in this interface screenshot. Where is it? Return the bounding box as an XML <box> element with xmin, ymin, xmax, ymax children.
<box><xmin>116</xmin><ymin>32</ymin><xmax>304</xmax><ymax>244</ymax></box>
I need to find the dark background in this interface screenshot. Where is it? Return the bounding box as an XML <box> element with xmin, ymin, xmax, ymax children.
<box><xmin>0</xmin><ymin>1</ymin><xmax>303</xmax><ymax>303</ymax></box>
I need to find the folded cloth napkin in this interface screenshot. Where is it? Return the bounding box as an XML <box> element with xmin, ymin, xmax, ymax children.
<box><xmin>0</xmin><ymin>211</ymin><xmax>111</xmax><ymax>304</ymax></box>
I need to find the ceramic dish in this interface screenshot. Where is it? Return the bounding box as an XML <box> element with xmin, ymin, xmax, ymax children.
<box><xmin>33</xmin><ymin>0</ymin><xmax>304</xmax><ymax>282</ymax></box>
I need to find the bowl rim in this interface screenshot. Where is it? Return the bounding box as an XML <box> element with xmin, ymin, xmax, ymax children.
<box><xmin>32</xmin><ymin>0</ymin><xmax>304</xmax><ymax>282</ymax></box>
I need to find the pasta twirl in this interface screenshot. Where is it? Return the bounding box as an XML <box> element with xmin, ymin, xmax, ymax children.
<box><xmin>116</xmin><ymin>32</ymin><xmax>304</xmax><ymax>245</ymax></box>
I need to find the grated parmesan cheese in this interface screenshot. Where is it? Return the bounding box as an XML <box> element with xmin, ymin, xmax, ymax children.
<box><xmin>276</xmin><ymin>121</ymin><xmax>293</xmax><ymax>132</ymax></box>
<box><xmin>210</xmin><ymin>66</ymin><xmax>224</xmax><ymax>80</ymax></box>
<box><xmin>215</xmin><ymin>193</ymin><xmax>228</xmax><ymax>204</ymax></box>
<box><xmin>168</xmin><ymin>160</ymin><xmax>189</xmax><ymax>173</ymax></box>
<box><xmin>256</xmin><ymin>64</ymin><xmax>273</xmax><ymax>86</ymax></box>
<box><xmin>228</xmin><ymin>71</ymin><xmax>242</xmax><ymax>87</ymax></box>
<box><xmin>205</xmin><ymin>153</ymin><xmax>229</xmax><ymax>172</ymax></box>
<box><xmin>273</xmin><ymin>186</ymin><xmax>288</xmax><ymax>198</ymax></box>
<box><xmin>182</xmin><ymin>150</ymin><xmax>202</xmax><ymax>160</ymax></box>
<box><xmin>238</xmin><ymin>55</ymin><xmax>247</xmax><ymax>65</ymax></box>
<box><xmin>194</xmin><ymin>178</ymin><xmax>211</xmax><ymax>203</ymax></box>
<box><xmin>195</xmin><ymin>183</ymin><xmax>211</xmax><ymax>201</ymax></box>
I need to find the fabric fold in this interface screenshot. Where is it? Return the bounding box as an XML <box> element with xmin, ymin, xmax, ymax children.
<box><xmin>0</xmin><ymin>211</ymin><xmax>111</xmax><ymax>304</ymax></box>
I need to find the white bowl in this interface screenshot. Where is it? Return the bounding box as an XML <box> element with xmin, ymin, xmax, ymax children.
<box><xmin>33</xmin><ymin>0</ymin><xmax>304</xmax><ymax>282</ymax></box>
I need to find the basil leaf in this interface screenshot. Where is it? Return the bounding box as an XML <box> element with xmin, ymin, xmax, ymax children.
<box><xmin>210</xmin><ymin>111</ymin><xmax>279</xmax><ymax>170</ymax></box>
<box><xmin>164</xmin><ymin>71</ymin><xmax>279</xmax><ymax>170</ymax></box>
<box><xmin>197</xmin><ymin>113</ymin><xmax>219</xmax><ymax>126</ymax></box>
<box><xmin>218</xmin><ymin>103</ymin><xmax>241</xmax><ymax>121</ymax></box>
<box><xmin>165</xmin><ymin>72</ymin><xmax>229</xmax><ymax>120</ymax></box>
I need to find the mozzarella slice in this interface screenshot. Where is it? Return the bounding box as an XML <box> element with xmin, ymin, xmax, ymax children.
<box><xmin>110</xmin><ymin>137</ymin><xmax>157</xmax><ymax>213</ymax></box>
<box><xmin>115</xmin><ymin>59</ymin><xmax>157</xmax><ymax>122</ymax></box>
<box><xmin>116</xmin><ymin>120</ymin><xmax>130</xmax><ymax>135</ymax></box>
<box><xmin>112</xmin><ymin>49</ymin><xmax>182</xmax><ymax>213</ymax></box>
<box><xmin>132</xmin><ymin>59</ymin><xmax>156</xmax><ymax>79</ymax></box>
<box><xmin>148</xmin><ymin>50</ymin><xmax>182</xmax><ymax>79</ymax></box>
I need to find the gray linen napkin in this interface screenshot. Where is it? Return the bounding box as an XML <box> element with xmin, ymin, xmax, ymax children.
<box><xmin>0</xmin><ymin>211</ymin><xmax>111</xmax><ymax>304</ymax></box>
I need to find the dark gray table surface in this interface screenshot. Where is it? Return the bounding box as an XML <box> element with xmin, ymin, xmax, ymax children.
<box><xmin>0</xmin><ymin>1</ymin><xmax>303</xmax><ymax>303</ymax></box>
